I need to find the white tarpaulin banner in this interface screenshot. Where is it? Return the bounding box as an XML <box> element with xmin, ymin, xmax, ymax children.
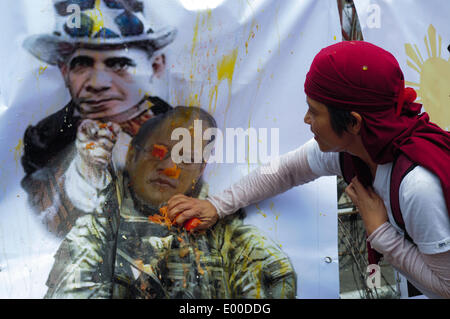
<box><xmin>0</xmin><ymin>0</ymin><xmax>341</xmax><ymax>298</ymax></box>
<box><xmin>354</xmin><ymin>0</ymin><xmax>450</xmax><ymax>131</ymax></box>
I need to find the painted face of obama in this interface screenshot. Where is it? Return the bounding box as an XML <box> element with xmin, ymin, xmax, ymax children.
<box><xmin>60</xmin><ymin>47</ymin><xmax>166</xmax><ymax>123</ymax></box>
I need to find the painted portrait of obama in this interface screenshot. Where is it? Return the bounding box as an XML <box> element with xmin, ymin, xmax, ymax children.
<box><xmin>20</xmin><ymin>0</ymin><xmax>177</xmax><ymax>237</ymax></box>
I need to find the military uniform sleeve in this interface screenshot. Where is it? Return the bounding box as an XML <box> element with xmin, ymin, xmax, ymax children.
<box><xmin>21</xmin><ymin>102</ymin><xmax>79</xmax><ymax>175</ymax></box>
<box><xmin>218</xmin><ymin>213</ymin><xmax>297</xmax><ymax>298</ymax></box>
<box><xmin>45</xmin><ymin>184</ymin><xmax>119</xmax><ymax>299</ymax></box>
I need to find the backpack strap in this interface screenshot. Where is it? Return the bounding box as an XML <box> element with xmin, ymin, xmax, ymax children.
<box><xmin>339</xmin><ymin>152</ymin><xmax>418</xmax><ymax>264</ymax></box>
<box><xmin>339</xmin><ymin>152</ymin><xmax>355</xmax><ymax>184</ymax></box>
<box><xmin>389</xmin><ymin>153</ymin><xmax>418</xmax><ymax>243</ymax></box>
<box><xmin>339</xmin><ymin>152</ymin><xmax>383</xmax><ymax>264</ymax></box>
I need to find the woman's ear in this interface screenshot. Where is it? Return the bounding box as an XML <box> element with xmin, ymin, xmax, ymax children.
<box><xmin>348</xmin><ymin>112</ymin><xmax>362</xmax><ymax>135</ymax></box>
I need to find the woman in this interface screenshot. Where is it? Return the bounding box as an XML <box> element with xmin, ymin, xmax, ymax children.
<box><xmin>167</xmin><ymin>41</ymin><xmax>450</xmax><ymax>298</ymax></box>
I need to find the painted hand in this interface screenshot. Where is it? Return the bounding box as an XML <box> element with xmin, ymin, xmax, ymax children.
<box><xmin>75</xmin><ymin>119</ymin><xmax>121</xmax><ymax>181</ymax></box>
<box><xmin>167</xmin><ymin>194</ymin><xmax>219</xmax><ymax>231</ymax></box>
<box><xmin>345</xmin><ymin>177</ymin><xmax>388</xmax><ymax>236</ymax></box>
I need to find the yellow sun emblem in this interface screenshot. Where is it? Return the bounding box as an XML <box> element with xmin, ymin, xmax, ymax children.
<box><xmin>405</xmin><ymin>24</ymin><xmax>450</xmax><ymax>130</ymax></box>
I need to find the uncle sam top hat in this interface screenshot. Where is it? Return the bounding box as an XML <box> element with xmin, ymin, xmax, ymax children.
<box><xmin>23</xmin><ymin>0</ymin><xmax>177</xmax><ymax>65</ymax></box>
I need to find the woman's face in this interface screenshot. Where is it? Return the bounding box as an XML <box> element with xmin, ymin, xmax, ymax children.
<box><xmin>303</xmin><ymin>97</ymin><xmax>355</xmax><ymax>153</ymax></box>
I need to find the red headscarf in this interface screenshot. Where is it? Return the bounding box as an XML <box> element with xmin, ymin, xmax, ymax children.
<box><xmin>304</xmin><ymin>41</ymin><xmax>450</xmax><ymax>216</ymax></box>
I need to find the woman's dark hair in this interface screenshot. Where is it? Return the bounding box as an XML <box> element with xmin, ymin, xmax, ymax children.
<box><xmin>326</xmin><ymin>105</ymin><xmax>358</xmax><ymax>136</ymax></box>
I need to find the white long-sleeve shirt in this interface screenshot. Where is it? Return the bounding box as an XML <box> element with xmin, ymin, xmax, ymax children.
<box><xmin>207</xmin><ymin>139</ymin><xmax>450</xmax><ymax>298</ymax></box>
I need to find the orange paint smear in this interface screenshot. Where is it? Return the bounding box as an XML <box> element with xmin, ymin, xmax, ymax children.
<box><xmin>184</xmin><ymin>218</ymin><xmax>202</xmax><ymax>231</ymax></box>
<box><xmin>148</xmin><ymin>205</ymin><xmax>173</xmax><ymax>229</ymax></box>
<box><xmin>162</xmin><ymin>164</ymin><xmax>181</xmax><ymax>179</ymax></box>
<box><xmin>150</xmin><ymin>206</ymin><xmax>201</xmax><ymax>232</ymax></box>
<box><xmin>85</xmin><ymin>142</ymin><xmax>95</xmax><ymax>150</ymax></box>
<box><xmin>152</xmin><ymin>144</ymin><xmax>168</xmax><ymax>160</ymax></box>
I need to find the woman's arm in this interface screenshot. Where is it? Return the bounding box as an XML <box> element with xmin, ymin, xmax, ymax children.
<box><xmin>345</xmin><ymin>176</ymin><xmax>450</xmax><ymax>298</ymax></box>
<box><xmin>168</xmin><ymin>139</ymin><xmax>337</xmax><ymax>227</ymax></box>
<box><xmin>207</xmin><ymin>140</ymin><xmax>318</xmax><ymax>218</ymax></box>
<box><xmin>369</xmin><ymin>222</ymin><xmax>450</xmax><ymax>298</ymax></box>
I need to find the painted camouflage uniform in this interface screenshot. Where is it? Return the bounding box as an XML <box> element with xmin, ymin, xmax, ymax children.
<box><xmin>45</xmin><ymin>175</ymin><xmax>297</xmax><ymax>299</ymax></box>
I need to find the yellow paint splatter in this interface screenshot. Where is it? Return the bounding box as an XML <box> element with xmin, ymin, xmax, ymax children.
<box><xmin>187</xmin><ymin>92</ymin><xmax>200</xmax><ymax>107</ymax></box>
<box><xmin>13</xmin><ymin>139</ymin><xmax>23</xmax><ymax>170</ymax></box>
<box><xmin>191</xmin><ymin>13</ymin><xmax>201</xmax><ymax>60</ymax></box>
<box><xmin>268</xmin><ymin>201</ymin><xmax>281</xmax><ymax>242</ymax></box>
<box><xmin>38</xmin><ymin>66</ymin><xmax>47</xmax><ymax>75</ymax></box>
<box><xmin>85</xmin><ymin>0</ymin><xmax>104</xmax><ymax>37</ymax></box>
<box><xmin>255</xmin><ymin>204</ymin><xmax>267</xmax><ymax>218</ymax></box>
<box><xmin>208</xmin><ymin>49</ymin><xmax>238</xmax><ymax>122</ymax></box>
<box><xmin>206</xmin><ymin>9</ymin><xmax>213</xmax><ymax>32</ymax></box>
<box><xmin>185</xmin><ymin>12</ymin><xmax>209</xmax><ymax>107</ymax></box>
<box><xmin>245</xmin><ymin>20</ymin><xmax>258</xmax><ymax>55</ymax></box>
<box><xmin>217</xmin><ymin>49</ymin><xmax>238</xmax><ymax>88</ymax></box>
<box><xmin>255</xmin><ymin>263</ymin><xmax>262</xmax><ymax>298</ymax></box>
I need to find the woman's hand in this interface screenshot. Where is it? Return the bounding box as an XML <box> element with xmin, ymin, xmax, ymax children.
<box><xmin>167</xmin><ymin>194</ymin><xmax>219</xmax><ymax>230</ymax></box>
<box><xmin>345</xmin><ymin>177</ymin><xmax>388</xmax><ymax>236</ymax></box>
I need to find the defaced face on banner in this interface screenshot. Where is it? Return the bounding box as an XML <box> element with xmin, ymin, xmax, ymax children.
<box><xmin>126</xmin><ymin>116</ymin><xmax>208</xmax><ymax>207</ymax></box>
<box><xmin>60</xmin><ymin>47</ymin><xmax>166</xmax><ymax>122</ymax></box>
